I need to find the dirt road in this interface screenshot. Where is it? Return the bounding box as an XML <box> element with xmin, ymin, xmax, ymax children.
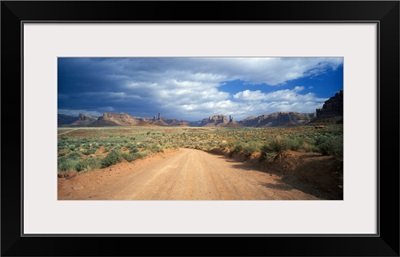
<box><xmin>58</xmin><ymin>148</ymin><xmax>319</xmax><ymax>200</ymax></box>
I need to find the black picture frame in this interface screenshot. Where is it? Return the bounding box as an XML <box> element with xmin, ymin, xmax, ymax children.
<box><xmin>1</xmin><ymin>1</ymin><xmax>399</xmax><ymax>256</ymax></box>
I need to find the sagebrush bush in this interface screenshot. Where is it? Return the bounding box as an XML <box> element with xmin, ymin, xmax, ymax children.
<box><xmin>314</xmin><ymin>136</ymin><xmax>343</xmax><ymax>159</ymax></box>
<box><xmin>83</xmin><ymin>149</ymin><xmax>96</xmax><ymax>155</ymax></box>
<box><xmin>242</xmin><ymin>143</ymin><xmax>260</xmax><ymax>157</ymax></box>
<box><xmin>68</xmin><ymin>152</ymin><xmax>82</xmax><ymax>160</ymax></box>
<box><xmin>285</xmin><ymin>138</ymin><xmax>302</xmax><ymax>151</ymax></box>
<box><xmin>101</xmin><ymin>149</ymin><xmax>123</xmax><ymax>168</ymax></box>
<box><xmin>76</xmin><ymin>157</ymin><xmax>102</xmax><ymax>172</ymax></box>
<box><xmin>122</xmin><ymin>152</ymin><xmax>144</xmax><ymax>162</ymax></box>
<box><xmin>58</xmin><ymin>157</ymin><xmax>79</xmax><ymax>172</ymax></box>
<box><xmin>150</xmin><ymin>144</ymin><xmax>164</xmax><ymax>153</ymax></box>
<box><xmin>130</xmin><ymin>146</ymin><xmax>139</xmax><ymax>153</ymax></box>
<box><xmin>230</xmin><ymin>143</ymin><xmax>243</xmax><ymax>155</ymax></box>
<box><xmin>266</xmin><ymin>138</ymin><xmax>289</xmax><ymax>153</ymax></box>
<box><xmin>228</xmin><ymin>142</ymin><xmax>260</xmax><ymax>158</ymax></box>
<box><xmin>259</xmin><ymin>137</ymin><xmax>290</xmax><ymax>162</ymax></box>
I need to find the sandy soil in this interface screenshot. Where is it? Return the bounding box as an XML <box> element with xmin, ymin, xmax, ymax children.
<box><xmin>58</xmin><ymin>148</ymin><xmax>319</xmax><ymax>200</ymax></box>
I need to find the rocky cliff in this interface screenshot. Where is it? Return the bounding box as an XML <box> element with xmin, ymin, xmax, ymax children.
<box><xmin>58</xmin><ymin>114</ymin><xmax>78</xmax><ymax>126</ymax></box>
<box><xmin>90</xmin><ymin>112</ymin><xmax>137</xmax><ymax>127</ymax></box>
<box><xmin>239</xmin><ymin>112</ymin><xmax>316</xmax><ymax>127</ymax></box>
<box><xmin>70</xmin><ymin>113</ymin><xmax>97</xmax><ymax>126</ymax></box>
<box><xmin>162</xmin><ymin>118</ymin><xmax>189</xmax><ymax>126</ymax></box>
<box><xmin>313</xmin><ymin>90</ymin><xmax>343</xmax><ymax>124</ymax></box>
<box><xmin>200</xmin><ymin>114</ymin><xmax>229</xmax><ymax>127</ymax></box>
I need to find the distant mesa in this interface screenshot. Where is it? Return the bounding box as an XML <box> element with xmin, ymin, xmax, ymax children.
<box><xmin>136</xmin><ymin>118</ymin><xmax>153</xmax><ymax>127</ymax></box>
<box><xmin>58</xmin><ymin>114</ymin><xmax>78</xmax><ymax>126</ymax></box>
<box><xmin>239</xmin><ymin>112</ymin><xmax>315</xmax><ymax>127</ymax></box>
<box><xmin>200</xmin><ymin>114</ymin><xmax>229</xmax><ymax>127</ymax></box>
<box><xmin>69</xmin><ymin>113</ymin><xmax>97</xmax><ymax>127</ymax></box>
<box><xmin>162</xmin><ymin>118</ymin><xmax>189</xmax><ymax>127</ymax></box>
<box><xmin>57</xmin><ymin>90</ymin><xmax>344</xmax><ymax>128</ymax></box>
<box><xmin>90</xmin><ymin>112</ymin><xmax>137</xmax><ymax>127</ymax></box>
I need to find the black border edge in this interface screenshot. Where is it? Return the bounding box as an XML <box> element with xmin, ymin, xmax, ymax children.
<box><xmin>20</xmin><ymin>16</ymin><xmax>25</xmax><ymax>241</ymax></box>
<box><xmin>379</xmin><ymin>1</ymin><xmax>400</xmax><ymax>254</ymax></box>
<box><xmin>376</xmin><ymin>19</ymin><xmax>381</xmax><ymax>238</ymax></box>
<box><xmin>2</xmin><ymin>1</ymin><xmax>23</xmax><ymax>255</ymax></box>
<box><xmin>1</xmin><ymin>1</ymin><xmax>399</xmax><ymax>256</ymax></box>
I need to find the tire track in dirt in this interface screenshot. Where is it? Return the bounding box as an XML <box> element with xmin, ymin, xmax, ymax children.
<box><xmin>58</xmin><ymin>148</ymin><xmax>319</xmax><ymax>200</ymax></box>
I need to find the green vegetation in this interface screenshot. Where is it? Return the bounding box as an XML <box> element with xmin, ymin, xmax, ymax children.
<box><xmin>101</xmin><ymin>149</ymin><xmax>124</xmax><ymax>168</ymax></box>
<box><xmin>57</xmin><ymin>125</ymin><xmax>343</xmax><ymax>174</ymax></box>
<box><xmin>315</xmin><ymin>135</ymin><xmax>343</xmax><ymax>160</ymax></box>
<box><xmin>76</xmin><ymin>157</ymin><xmax>102</xmax><ymax>172</ymax></box>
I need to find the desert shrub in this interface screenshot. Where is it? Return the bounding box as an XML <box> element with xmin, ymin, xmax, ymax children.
<box><xmin>315</xmin><ymin>136</ymin><xmax>343</xmax><ymax>159</ymax></box>
<box><xmin>68</xmin><ymin>152</ymin><xmax>82</xmax><ymax>160</ymax></box>
<box><xmin>285</xmin><ymin>138</ymin><xmax>302</xmax><ymax>151</ymax></box>
<box><xmin>242</xmin><ymin>143</ymin><xmax>260</xmax><ymax>157</ymax></box>
<box><xmin>122</xmin><ymin>150</ymin><xmax>149</xmax><ymax>162</ymax></box>
<box><xmin>150</xmin><ymin>144</ymin><xmax>164</xmax><ymax>153</ymax></box>
<box><xmin>58</xmin><ymin>157</ymin><xmax>79</xmax><ymax>172</ymax></box>
<box><xmin>101</xmin><ymin>149</ymin><xmax>123</xmax><ymax>168</ymax></box>
<box><xmin>231</xmin><ymin>143</ymin><xmax>243</xmax><ymax>155</ymax></box>
<box><xmin>259</xmin><ymin>145</ymin><xmax>269</xmax><ymax>161</ymax></box>
<box><xmin>130</xmin><ymin>146</ymin><xmax>139</xmax><ymax>153</ymax></box>
<box><xmin>300</xmin><ymin>138</ymin><xmax>314</xmax><ymax>152</ymax></box>
<box><xmin>122</xmin><ymin>153</ymin><xmax>138</xmax><ymax>162</ymax></box>
<box><xmin>75</xmin><ymin>157</ymin><xmax>102</xmax><ymax>172</ymax></box>
<box><xmin>83</xmin><ymin>149</ymin><xmax>96</xmax><ymax>155</ymax></box>
<box><xmin>265</xmin><ymin>138</ymin><xmax>289</xmax><ymax>153</ymax></box>
<box><xmin>260</xmin><ymin>137</ymin><xmax>289</xmax><ymax>162</ymax></box>
<box><xmin>228</xmin><ymin>142</ymin><xmax>260</xmax><ymax>158</ymax></box>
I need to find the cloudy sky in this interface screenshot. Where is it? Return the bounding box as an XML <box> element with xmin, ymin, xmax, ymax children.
<box><xmin>58</xmin><ymin>57</ymin><xmax>343</xmax><ymax>121</ymax></box>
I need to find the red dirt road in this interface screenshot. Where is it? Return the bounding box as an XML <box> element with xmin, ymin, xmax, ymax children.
<box><xmin>58</xmin><ymin>148</ymin><xmax>319</xmax><ymax>200</ymax></box>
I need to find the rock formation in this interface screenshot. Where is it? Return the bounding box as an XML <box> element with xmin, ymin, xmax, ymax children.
<box><xmin>69</xmin><ymin>113</ymin><xmax>97</xmax><ymax>126</ymax></box>
<box><xmin>90</xmin><ymin>112</ymin><xmax>137</xmax><ymax>126</ymax></box>
<box><xmin>200</xmin><ymin>114</ymin><xmax>229</xmax><ymax>127</ymax></box>
<box><xmin>312</xmin><ymin>90</ymin><xmax>343</xmax><ymax>124</ymax></box>
<box><xmin>162</xmin><ymin>118</ymin><xmax>189</xmax><ymax>126</ymax></box>
<box><xmin>239</xmin><ymin>112</ymin><xmax>315</xmax><ymax>127</ymax></box>
<box><xmin>151</xmin><ymin>119</ymin><xmax>169</xmax><ymax>126</ymax></box>
<box><xmin>136</xmin><ymin>118</ymin><xmax>153</xmax><ymax>126</ymax></box>
<box><xmin>58</xmin><ymin>114</ymin><xmax>78</xmax><ymax>126</ymax></box>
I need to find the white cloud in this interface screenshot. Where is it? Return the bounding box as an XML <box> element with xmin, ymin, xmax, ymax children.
<box><xmin>66</xmin><ymin>57</ymin><xmax>342</xmax><ymax>120</ymax></box>
<box><xmin>293</xmin><ymin>86</ymin><xmax>305</xmax><ymax>92</ymax></box>
<box><xmin>233</xmin><ymin>87</ymin><xmax>326</xmax><ymax>104</ymax></box>
<box><xmin>230</xmin><ymin>87</ymin><xmax>328</xmax><ymax>119</ymax></box>
<box><xmin>119</xmin><ymin>57</ymin><xmax>343</xmax><ymax>87</ymax></box>
<box><xmin>113</xmin><ymin>58</ymin><xmax>341</xmax><ymax>119</ymax></box>
<box><xmin>83</xmin><ymin>92</ymin><xmax>142</xmax><ymax>100</ymax></box>
<box><xmin>233</xmin><ymin>90</ymin><xmax>266</xmax><ymax>101</ymax></box>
